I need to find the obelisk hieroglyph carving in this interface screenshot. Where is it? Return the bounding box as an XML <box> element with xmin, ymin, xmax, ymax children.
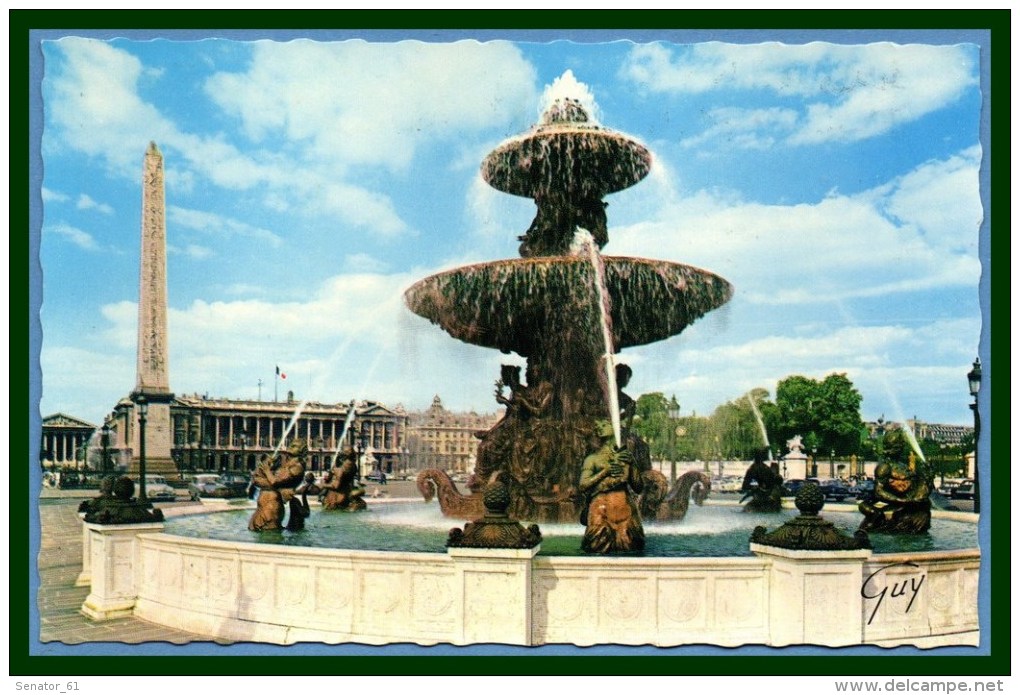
<box><xmin>131</xmin><ymin>142</ymin><xmax>175</xmax><ymax>475</ymax></box>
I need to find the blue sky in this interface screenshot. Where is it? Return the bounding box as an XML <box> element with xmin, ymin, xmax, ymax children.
<box><xmin>36</xmin><ymin>34</ymin><xmax>984</xmax><ymax>430</ymax></box>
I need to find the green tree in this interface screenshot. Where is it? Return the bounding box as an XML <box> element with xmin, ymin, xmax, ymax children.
<box><xmin>703</xmin><ymin>388</ymin><xmax>777</xmax><ymax>461</ymax></box>
<box><xmin>817</xmin><ymin>373</ymin><xmax>864</xmax><ymax>456</ymax></box>
<box><xmin>632</xmin><ymin>392</ymin><xmax>671</xmax><ymax>460</ymax></box>
<box><xmin>774</xmin><ymin>373</ymin><xmax>863</xmax><ymax>458</ymax></box>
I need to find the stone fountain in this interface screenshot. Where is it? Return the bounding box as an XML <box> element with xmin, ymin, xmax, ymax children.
<box><xmin>406</xmin><ymin>79</ymin><xmax>733</xmax><ymax>523</ymax></box>
<box><xmin>74</xmin><ymin>75</ymin><xmax>978</xmax><ymax>648</ymax></box>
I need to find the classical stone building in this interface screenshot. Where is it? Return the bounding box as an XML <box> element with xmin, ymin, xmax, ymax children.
<box><xmin>40</xmin><ymin>413</ymin><xmax>97</xmax><ymax>472</ymax></box>
<box><xmin>406</xmin><ymin>395</ymin><xmax>499</xmax><ymax>475</ymax></box>
<box><xmin>105</xmin><ymin>393</ymin><xmax>408</xmax><ymax>477</ymax></box>
<box><xmin>864</xmin><ymin>417</ymin><xmax>974</xmax><ymax>446</ymax></box>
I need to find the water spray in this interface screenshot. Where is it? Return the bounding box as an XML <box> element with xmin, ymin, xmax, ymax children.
<box><xmin>746</xmin><ymin>393</ymin><xmax>773</xmax><ymax>461</ymax></box>
<box><xmin>574</xmin><ymin>227</ymin><xmax>622</xmax><ymax>447</ymax></box>
<box><xmin>271</xmin><ymin>399</ymin><xmax>309</xmax><ymax>458</ymax></box>
<box><xmin>330</xmin><ymin>400</ymin><xmax>358</xmax><ymax>468</ymax></box>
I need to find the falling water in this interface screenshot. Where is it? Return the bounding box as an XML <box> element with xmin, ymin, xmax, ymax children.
<box><xmin>573</xmin><ymin>227</ymin><xmax>621</xmax><ymax>446</ymax></box>
<box><xmin>746</xmin><ymin>394</ymin><xmax>773</xmax><ymax>461</ymax></box>
<box><xmin>271</xmin><ymin>399</ymin><xmax>309</xmax><ymax>458</ymax></box>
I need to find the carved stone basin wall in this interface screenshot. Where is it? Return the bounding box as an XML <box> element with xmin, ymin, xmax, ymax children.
<box><xmin>80</xmin><ymin>505</ymin><xmax>980</xmax><ymax>648</ymax></box>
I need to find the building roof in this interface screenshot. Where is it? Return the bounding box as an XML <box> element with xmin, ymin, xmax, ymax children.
<box><xmin>42</xmin><ymin>413</ymin><xmax>97</xmax><ymax>430</ymax></box>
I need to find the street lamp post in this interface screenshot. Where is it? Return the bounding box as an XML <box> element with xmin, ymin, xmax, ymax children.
<box><xmin>135</xmin><ymin>395</ymin><xmax>149</xmax><ymax>504</ymax></box>
<box><xmin>668</xmin><ymin>395</ymin><xmax>680</xmax><ymax>485</ymax></box>
<box><xmin>240</xmin><ymin>433</ymin><xmax>248</xmax><ymax>471</ymax></box>
<box><xmin>967</xmin><ymin>357</ymin><xmax>981</xmax><ymax>513</ymax></box>
<box><xmin>100</xmin><ymin>422</ymin><xmax>111</xmax><ymax>475</ymax></box>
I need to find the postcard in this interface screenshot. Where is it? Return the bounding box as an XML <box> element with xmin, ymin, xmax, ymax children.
<box><xmin>23</xmin><ymin>17</ymin><xmax>998</xmax><ymax>677</ymax></box>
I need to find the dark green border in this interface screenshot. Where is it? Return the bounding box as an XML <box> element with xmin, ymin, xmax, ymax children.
<box><xmin>13</xmin><ymin>8</ymin><xmax>1009</xmax><ymax>678</ymax></box>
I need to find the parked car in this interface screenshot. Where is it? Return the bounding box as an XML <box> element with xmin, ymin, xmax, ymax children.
<box><xmin>714</xmin><ymin>476</ymin><xmax>743</xmax><ymax>493</ymax></box>
<box><xmin>782</xmin><ymin>479</ymin><xmax>806</xmax><ymax>496</ymax></box>
<box><xmin>188</xmin><ymin>474</ymin><xmax>236</xmax><ymax>500</ymax></box>
<box><xmin>218</xmin><ymin>472</ymin><xmax>251</xmax><ymax>497</ymax></box>
<box><xmin>817</xmin><ymin>479</ymin><xmax>851</xmax><ymax>502</ymax></box>
<box><xmin>143</xmin><ymin>475</ymin><xmax>177</xmax><ymax>502</ymax></box>
<box><xmin>853</xmin><ymin>479</ymin><xmax>876</xmax><ymax>500</ymax></box>
<box><xmin>950</xmin><ymin>481</ymin><xmax>975</xmax><ymax>500</ymax></box>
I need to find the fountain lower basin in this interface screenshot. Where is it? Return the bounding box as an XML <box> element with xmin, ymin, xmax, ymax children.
<box><xmin>81</xmin><ymin>501</ymin><xmax>979</xmax><ymax>648</ymax></box>
<box><xmin>163</xmin><ymin>500</ymin><xmax>976</xmax><ymax>557</ymax></box>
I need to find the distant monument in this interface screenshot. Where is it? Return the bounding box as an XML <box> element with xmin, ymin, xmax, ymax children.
<box><xmin>781</xmin><ymin>435</ymin><xmax>810</xmax><ymax>480</ymax></box>
<box><xmin>130</xmin><ymin>142</ymin><xmax>175</xmax><ymax>475</ymax></box>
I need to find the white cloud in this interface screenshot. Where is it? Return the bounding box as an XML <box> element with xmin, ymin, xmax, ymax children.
<box><xmin>610</xmin><ymin>146</ymin><xmax>981</xmax><ymax>305</ymax></box>
<box><xmin>47</xmin><ymin>223</ymin><xmax>99</xmax><ymax>250</ymax></box>
<box><xmin>680</xmin><ymin>107</ymin><xmax>798</xmax><ymax>150</ymax></box>
<box><xmin>621</xmin><ymin>42</ymin><xmax>977</xmax><ymax>146</ymax></box>
<box><xmin>44</xmin><ymin>38</ymin><xmax>537</xmax><ymax>239</ymax></box>
<box><xmin>167</xmin><ymin>243</ymin><xmax>213</xmax><ymax>260</ymax></box>
<box><xmin>45</xmin><ymin>37</ymin><xmax>178</xmax><ymax>173</ymax></box>
<box><xmin>623</xmin><ymin>316</ymin><xmax>981</xmax><ymax>425</ymax></box>
<box><xmin>76</xmin><ymin>194</ymin><xmax>114</xmax><ymax>215</ymax></box>
<box><xmin>342</xmin><ymin>253</ymin><xmax>389</xmax><ymax>274</ymax></box>
<box><xmin>41</xmin><ymin>187</ymin><xmax>69</xmax><ymax>203</ymax></box>
<box><xmin>167</xmin><ymin>205</ymin><xmax>283</xmax><ymax>247</ymax></box>
<box><xmin>204</xmin><ymin>40</ymin><xmax>538</xmax><ymax>170</ymax></box>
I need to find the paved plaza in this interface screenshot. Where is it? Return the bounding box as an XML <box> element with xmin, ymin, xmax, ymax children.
<box><xmin>33</xmin><ymin>482</ymin><xmax>419</xmax><ymax>647</ymax></box>
<box><xmin>36</xmin><ymin>491</ymin><xmax>218</xmax><ymax>646</ymax></box>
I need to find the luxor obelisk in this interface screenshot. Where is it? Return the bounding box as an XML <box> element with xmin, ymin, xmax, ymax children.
<box><xmin>131</xmin><ymin>141</ymin><xmax>175</xmax><ymax>475</ymax></box>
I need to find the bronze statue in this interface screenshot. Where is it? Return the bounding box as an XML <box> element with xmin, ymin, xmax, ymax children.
<box><xmin>82</xmin><ymin>476</ymin><xmax>164</xmax><ymax>524</ymax></box>
<box><xmin>518</xmin><ymin>191</ymin><xmax>608</xmax><ymax>258</ymax></box>
<box><xmin>248</xmin><ymin>439</ymin><xmax>307</xmax><ymax>531</ymax></box>
<box><xmin>285</xmin><ymin>472</ymin><xmax>319</xmax><ymax>531</ymax></box>
<box><xmin>858</xmin><ymin>429</ymin><xmax>933</xmax><ymax>534</ymax></box>
<box><xmin>78</xmin><ymin>474</ymin><xmax>117</xmax><ymax>516</ymax></box>
<box><xmin>615</xmin><ymin>363</ymin><xmax>652</xmax><ymax>474</ymax></box>
<box><xmin>417</xmin><ymin>468</ymin><xmax>484</xmax><ymax>519</ymax></box>
<box><xmin>740</xmin><ymin>449</ymin><xmax>784</xmax><ymax>513</ymax></box>
<box><xmin>320</xmin><ymin>447</ymin><xmax>367</xmax><ymax>512</ymax></box>
<box><xmin>473</xmin><ymin>365</ymin><xmax>523</xmax><ymax>491</ymax></box>
<box><xmin>641</xmin><ymin>469</ymin><xmax>712</xmax><ymax>521</ymax></box>
<box><xmin>511</xmin><ymin>363</ymin><xmax>554</xmax><ymax>493</ymax></box>
<box><xmin>579</xmin><ymin>419</ymin><xmax>645</xmax><ymax>554</ymax></box>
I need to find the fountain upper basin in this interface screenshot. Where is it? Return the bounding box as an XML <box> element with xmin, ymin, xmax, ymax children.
<box><xmin>404</xmin><ymin>256</ymin><xmax>733</xmax><ymax>353</ymax></box>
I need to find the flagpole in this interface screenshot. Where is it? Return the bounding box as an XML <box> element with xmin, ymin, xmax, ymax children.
<box><xmin>274</xmin><ymin>366</ymin><xmax>279</xmax><ymax>403</ymax></box>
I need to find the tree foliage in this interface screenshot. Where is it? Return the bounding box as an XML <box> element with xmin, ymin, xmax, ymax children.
<box><xmin>629</xmin><ymin>372</ymin><xmax>864</xmax><ymax>467</ymax></box>
<box><xmin>774</xmin><ymin>373</ymin><xmax>863</xmax><ymax>457</ymax></box>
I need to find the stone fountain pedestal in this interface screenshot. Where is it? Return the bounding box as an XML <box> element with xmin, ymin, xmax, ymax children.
<box><xmin>750</xmin><ymin>543</ymin><xmax>872</xmax><ymax>647</ymax></box>
<box><xmin>80</xmin><ymin>521</ymin><xmax>164</xmax><ymax>621</ymax></box>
